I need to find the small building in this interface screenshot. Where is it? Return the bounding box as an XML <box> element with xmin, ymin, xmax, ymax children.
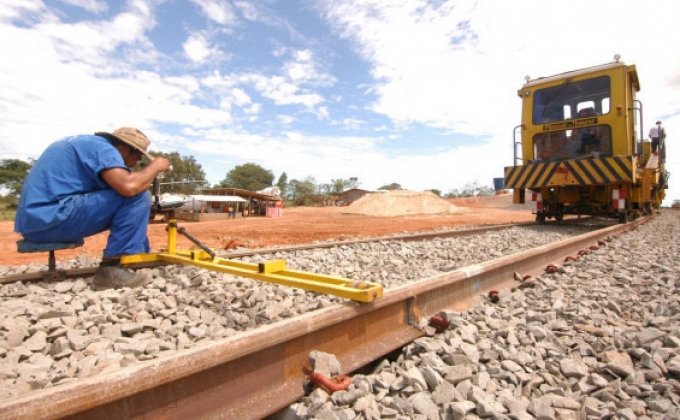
<box><xmin>174</xmin><ymin>194</ymin><xmax>246</xmax><ymax>221</ymax></box>
<box><xmin>201</xmin><ymin>187</ymin><xmax>282</xmax><ymax>217</ymax></box>
<box><xmin>310</xmin><ymin>194</ymin><xmax>339</xmax><ymax>206</ymax></box>
<box><xmin>172</xmin><ymin>187</ymin><xmax>282</xmax><ymax>221</ymax></box>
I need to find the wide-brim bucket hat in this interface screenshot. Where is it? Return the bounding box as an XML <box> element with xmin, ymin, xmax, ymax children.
<box><xmin>95</xmin><ymin>127</ymin><xmax>153</xmax><ymax>160</ymax></box>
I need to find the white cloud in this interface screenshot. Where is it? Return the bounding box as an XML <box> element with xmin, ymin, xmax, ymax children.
<box><xmin>283</xmin><ymin>49</ymin><xmax>335</xmax><ymax>86</ymax></box>
<box><xmin>60</xmin><ymin>0</ymin><xmax>108</xmax><ymax>14</ymax></box>
<box><xmin>0</xmin><ymin>2</ymin><xmax>337</xmax><ymax>168</ymax></box>
<box><xmin>185</xmin><ymin>128</ymin><xmax>381</xmax><ymax>183</ymax></box>
<box><xmin>336</xmin><ymin>118</ymin><xmax>364</xmax><ymax>130</ymax></box>
<box><xmin>284</xmin><ymin>50</ymin><xmax>315</xmax><ymax>83</ymax></box>
<box><xmin>0</xmin><ymin>0</ymin><xmax>50</xmax><ymax>24</ymax></box>
<box><xmin>317</xmin><ymin>0</ymin><xmax>517</xmax><ymax>134</ymax></box>
<box><xmin>277</xmin><ymin>114</ymin><xmax>295</xmax><ymax>125</ymax></box>
<box><xmin>0</xmin><ymin>2</ymin><xmax>232</xmax><ymax>160</ymax></box>
<box><xmin>183</xmin><ymin>32</ymin><xmax>213</xmax><ymax>63</ymax></box>
<box><xmin>244</xmin><ymin>103</ymin><xmax>261</xmax><ymax>116</ymax></box>
<box><xmin>26</xmin><ymin>1</ymin><xmax>157</xmax><ymax>69</ymax></box>
<box><xmin>246</xmin><ymin>74</ymin><xmax>322</xmax><ymax>107</ymax></box>
<box><xmin>232</xmin><ymin>0</ymin><xmax>260</xmax><ymax>22</ymax></box>
<box><xmin>318</xmin><ymin>0</ymin><xmax>680</xmax><ymax>134</ymax></box>
<box><xmin>220</xmin><ymin>49</ymin><xmax>337</xmax><ymax>118</ymax></box>
<box><xmin>200</xmin><ymin>48</ymin><xmax>335</xmax><ymax>118</ymax></box>
<box><xmin>191</xmin><ymin>0</ymin><xmax>237</xmax><ymax>27</ymax></box>
<box><xmin>181</xmin><ymin>126</ymin><xmax>508</xmax><ymax>193</ymax></box>
<box><xmin>230</xmin><ymin>87</ymin><xmax>251</xmax><ymax>107</ymax></box>
<box><xmin>233</xmin><ymin>0</ymin><xmax>286</xmax><ymax>29</ymax></box>
<box><xmin>272</xmin><ymin>46</ymin><xmax>287</xmax><ymax>58</ymax></box>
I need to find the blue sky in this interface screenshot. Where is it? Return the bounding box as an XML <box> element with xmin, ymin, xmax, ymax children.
<box><xmin>1</xmin><ymin>0</ymin><xmax>679</xmax><ymax>204</ymax></box>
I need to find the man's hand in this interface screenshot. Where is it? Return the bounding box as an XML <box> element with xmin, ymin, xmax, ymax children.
<box><xmin>150</xmin><ymin>157</ymin><xmax>172</xmax><ymax>173</ymax></box>
<box><xmin>101</xmin><ymin>157</ymin><xmax>172</xmax><ymax>197</ymax></box>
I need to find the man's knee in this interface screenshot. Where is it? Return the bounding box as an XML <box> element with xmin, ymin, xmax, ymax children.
<box><xmin>113</xmin><ymin>191</ymin><xmax>151</xmax><ymax>223</ymax></box>
<box><xmin>126</xmin><ymin>191</ymin><xmax>151</xmax><ymax>210</ymax></box>
<box><xmin>130</xmin><ymin>190</ymin><xmax>151</xmax><ymax>204</ymax></box>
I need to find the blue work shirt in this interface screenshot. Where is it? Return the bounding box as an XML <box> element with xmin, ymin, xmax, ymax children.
<box><xmin>15</xmin><ymin>134</ymin><xmax>128</xmax><ymax>234</ymax></box>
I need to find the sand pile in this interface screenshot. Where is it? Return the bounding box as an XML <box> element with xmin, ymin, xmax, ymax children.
<box><xmin>343</xmin><ymin>190</ymin><xmax>469</xmax><ymax>217</ymax></box>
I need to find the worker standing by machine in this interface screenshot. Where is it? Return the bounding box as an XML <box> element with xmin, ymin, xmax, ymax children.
<box><xmin>649</xmin><ymin>120</ymin><xmax>666</xmax><ymax>156</ymax></box>
<box><xmin>14</xmin><ymin>127</ymin><xmax>171</xmax><ymax>289</ymax></box>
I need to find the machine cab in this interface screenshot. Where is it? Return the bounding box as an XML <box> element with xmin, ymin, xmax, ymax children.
<box><xmin>516</xmin><ymin>61</ymin><xmax>639</xmax><ymax>164</ymax></box>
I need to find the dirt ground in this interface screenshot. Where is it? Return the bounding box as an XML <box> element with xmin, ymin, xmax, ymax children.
<box><xmin>0</xmin><ymin>194</ymin><xmax>533</xmax><ymax>265</ymax></box>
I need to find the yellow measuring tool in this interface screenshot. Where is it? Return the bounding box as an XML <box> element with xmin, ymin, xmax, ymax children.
<box><xmin>121</xmin><ymin>213</ymin><xmax>382</xmax><ymax>303</ymax></box>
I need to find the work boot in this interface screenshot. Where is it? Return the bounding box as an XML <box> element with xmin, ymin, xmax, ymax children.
<box><xmin>92</xmin><ymin>265</ymin><xmax>148</xmax><ymax>290</ymax></box>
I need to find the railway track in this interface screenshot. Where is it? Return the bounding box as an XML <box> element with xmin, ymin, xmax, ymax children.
<box><xmin>0</xmin><ymin>222</ymin><xmax>535</xmax><ymax>284</ymax></box>
<box><xmin>0</xmin><ymin>217</ymin><xmax>648</xmax><ymax>419</ymax></box>
<box><xmin>0</xmin><ymin>219</ymin><xmax>593</xmax><ymax>284</ymax></box>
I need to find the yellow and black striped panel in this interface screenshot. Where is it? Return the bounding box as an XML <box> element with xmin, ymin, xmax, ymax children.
<box><xmin>504</xmin><ymin>156</ymin><xmax>634</xmax><ymax>189</ymax></box>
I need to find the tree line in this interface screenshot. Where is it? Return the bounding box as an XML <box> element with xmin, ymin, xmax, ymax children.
<box><xmin>1</xmin><ymin>153</ymin><xmax>494</xmax><ymax>207</ymax></box>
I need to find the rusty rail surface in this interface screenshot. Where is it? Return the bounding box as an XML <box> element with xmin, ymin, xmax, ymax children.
<box><xmin>0</xmin><ymin>217</ymin><xmax>647</xmax><ymax>419</ymax></box>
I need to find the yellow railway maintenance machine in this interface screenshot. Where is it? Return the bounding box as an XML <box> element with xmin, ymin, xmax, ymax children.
<box><xmin>504</xmin><ymin>57</ymin><xmax>668</xmax><ymax>223</ymax></box>
<box><xmin>119</xmin><ymin>180</ymin><xmax>383</xmax><ymax>303</ymax></box>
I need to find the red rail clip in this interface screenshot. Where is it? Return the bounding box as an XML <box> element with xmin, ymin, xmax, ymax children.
<box><xmin>309</xmin><ymin>372</ymin><xmax>351</xmax><ymax>394</ymax></box>
<box><xmin>488</xmin><ymin>290</ymin><xmax>499</xmax><ymax>303</ymax></box>
<box><xmin>429</xmin><ymin>314</ymin><xmax>449</xmax><ymax>333</ymax></box>
<box><xmin>545</xmin><ymin>264</ymin><xmax>558</xmax><ymax>274</ymax></box>
<box><xmin>577</xmin><ymin>249</ymin><xmax>589</xmax><ymax>256</ymax></box>
<box><xmin>564</xmin><ymin>255</ymin><xmax>579</xmax><ymax>262</ymax></box>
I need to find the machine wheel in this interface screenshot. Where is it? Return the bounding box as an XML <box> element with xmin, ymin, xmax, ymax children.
<box><xmin>618</xmin><ymin>212</ymin><xmax>628</xmax><ymax>224</ymax></box>
<box><xmin>536</xmin><ymin>213</ymin><xmax>546</xmax><ymax>224</ymax></box>
<box><xmin>554</xmin><ymin>212</ymin><xmax>564</xmax><ymax>222</ymax></box>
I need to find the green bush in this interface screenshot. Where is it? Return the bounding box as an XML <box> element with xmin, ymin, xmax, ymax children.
<box><xmin>0</xmin><ymin>197</ymin><xmax>16</xmax><ymax>221</ymax></box>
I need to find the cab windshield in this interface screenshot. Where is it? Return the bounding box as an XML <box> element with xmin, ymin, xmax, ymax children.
<box><xmin>532</xmin><ymin>76</ymin><xmax>611</xmax><ymax>124</ymax></box>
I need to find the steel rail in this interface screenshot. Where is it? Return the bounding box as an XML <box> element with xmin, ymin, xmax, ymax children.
<box><xmin>1</xmin><ymin>222</ymin><xmax>535</xmax><ymax>284</ymax></box>
<box><xmin>223</xmin><ymin>221</ymin><xmax>536</xmax><ymax>257</ymax></box>
<box><xmin>0</xmin><ymin>216</ymin><xmax>648</xmax><ymax>419</ymax></box>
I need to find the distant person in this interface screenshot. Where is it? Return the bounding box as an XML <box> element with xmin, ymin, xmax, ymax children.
<box><xmin>14</xmin><ymin>128</ymin><xmax>171</xmax><ymax>289</ymax></box>
<box><xmin>574</xmin><ymin>108</ymin><xmax>602</xmax><ymax>155</ymax></box>
<box><xmin>228</xmin><ymin>205</ymin><xmax>236</xmax><ymax>219</ymax></box>
<box><xmin>578</xmin><ymin>130</ymin><xmax>600</xmax><ymax>154</ymax></box>
<box><xmin>649</xmin><ymin>120</ymin><xmax>666</xmax><ymax>155</ymax></box>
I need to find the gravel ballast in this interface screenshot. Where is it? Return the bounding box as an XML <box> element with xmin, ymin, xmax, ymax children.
<box><xmin>281</xmin><ymin>211</ymin><xmax>680</xmax><ymax>419</ymax></box>
<box><xmin>0</xmin><ymin>224</ymin><xmax>587</xmax><ymax>400</ymax></box>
